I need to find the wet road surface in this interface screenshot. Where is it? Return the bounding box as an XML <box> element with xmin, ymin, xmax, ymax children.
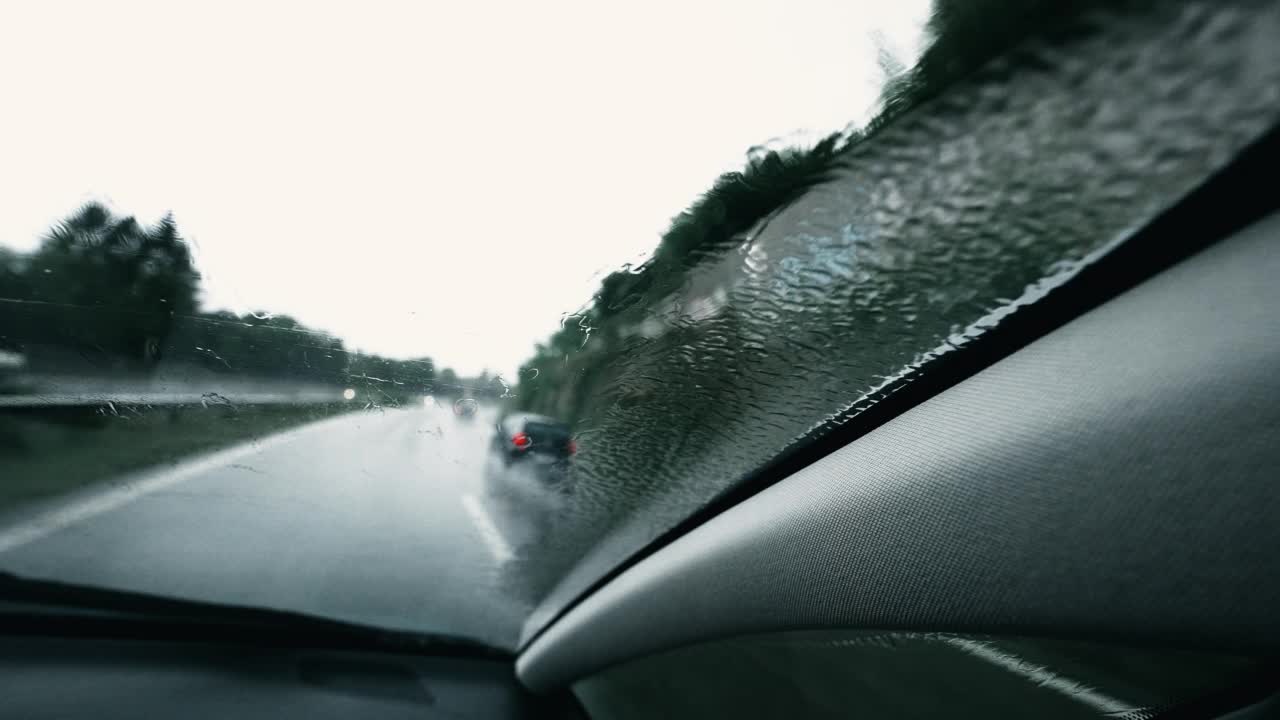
<box><xmin>0</xmin><ymin>405</ymin><xmax>561</xmax><ymax>649</ymax></box>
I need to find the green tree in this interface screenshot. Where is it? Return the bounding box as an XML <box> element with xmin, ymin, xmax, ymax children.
<box><xmin>0</xmin><ymin>248</ymin><xmax>30</xmax><ymax>353</ymax></box>
<box><xmin>18</xmin><ymin>203</ymin><xmax>200</xmax><ymax>368</ymax></box>
<box><xmin>435</xmin><ymin>368</ymin><xmax>460</xmax><ymax>397</ymax></box>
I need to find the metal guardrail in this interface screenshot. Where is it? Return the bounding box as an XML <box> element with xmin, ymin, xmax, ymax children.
<box><xmin>0</xmin><ymin>373</ymin><xmax>348</xmax><ymax>408</ymax></box>
<box><xmin>0</xmin><ymin>391</ymin><xmax>344</xmax><ymax>408</ymax></box>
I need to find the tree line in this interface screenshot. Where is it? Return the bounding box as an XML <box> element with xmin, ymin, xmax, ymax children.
<box><xmin>0</xmin><ymin>202</ymin><xmax>484</xmax><ymax>402</ymax></box>
<box><xmin>512</xmin><ymin>0</ymin><xmax>1114</xmax><ymax>420</ymax></box>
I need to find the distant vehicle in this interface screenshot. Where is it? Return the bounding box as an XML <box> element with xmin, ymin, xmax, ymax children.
<box><xmin>486</xmin><ymin>413</ymin><xmax>576</xmax><ymax>490</ymax></box>
<box><xmin>452</xmin><ymin>397</ymin><xmax>479</xmax><ymax>419</ymax></box>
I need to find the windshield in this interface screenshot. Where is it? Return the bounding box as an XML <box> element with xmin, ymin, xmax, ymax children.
<box><xmin>2</xmin><ymin>0</ymin><xmax>1278</xmax><ymax>650</ymax></box>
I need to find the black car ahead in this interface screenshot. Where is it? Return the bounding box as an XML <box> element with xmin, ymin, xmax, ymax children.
<box><xmin>487</xmin><ymin>413</ymin><xmax>576</xmax><ymax>487</ymax></box>
<box><xmin>453</xmin><ymin>397</ymin><xmax>480</xmax><ymax>420</ymax></box>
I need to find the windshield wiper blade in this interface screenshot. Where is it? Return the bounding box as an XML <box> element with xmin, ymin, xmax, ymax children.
<box><xmin>0</xmin><ymin>571</ymin><xmax>508</xmax><ymax>659</ymax></box>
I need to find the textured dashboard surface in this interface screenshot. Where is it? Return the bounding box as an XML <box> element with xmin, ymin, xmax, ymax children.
<box><xmin>0</xmin><ymin>638</ymin><xmax>536</xmax><ymax>720</ymax></box>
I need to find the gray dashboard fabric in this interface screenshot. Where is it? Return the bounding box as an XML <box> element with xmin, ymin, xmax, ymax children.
<box><xmin>0</xmin><ymin>640</ymin><xmax>533</xmax><ymax>720</ymax></box>
<box><xmin>572</xmin><ymin>631</ymin><xmax>1259</xmax><ymax>720</ymax></box>
<box><xmin>517</xmin><ymin>212</ymin><xmax>1280</xmax><ymax>692</ymax></box>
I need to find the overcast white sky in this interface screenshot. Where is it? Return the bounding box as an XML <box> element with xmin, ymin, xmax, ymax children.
<box><xmin>0</xmin><ymin>0</ymin><xmax>930</xmax><ymax>379</ymax></box>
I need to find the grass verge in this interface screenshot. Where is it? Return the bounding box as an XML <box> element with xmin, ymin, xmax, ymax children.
<box><xmin>0</xmin><ymin>402</ymin><xmax>356</xmax><ymax>514</ymax></box>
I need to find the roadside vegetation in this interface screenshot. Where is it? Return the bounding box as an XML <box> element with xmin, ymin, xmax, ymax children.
<box><xmin>0</xmin><ymin>403</ymin><xmax>351</xmax><ymax>511</ymax></box>
<box><xmin>511</xmin><ymin>0</ymin><xmax>1111</xmax><ymax>422</ymax></box>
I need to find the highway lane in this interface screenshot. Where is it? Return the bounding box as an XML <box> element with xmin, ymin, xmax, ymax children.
<box><xmin>0</xmin><ymin>404</ymin><xmax>560</xmax><ymax>649</ymax></box>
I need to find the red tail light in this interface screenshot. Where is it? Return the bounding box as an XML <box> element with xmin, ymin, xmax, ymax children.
<box><xmin>567</xmin><ymin>439</ymin><xmax>577</xmax><ymax>455</ymax></box>
<box><xmin>512</xmin><ymin>432</ymin><xmax>531</xmax><ymax>449</ymax></box>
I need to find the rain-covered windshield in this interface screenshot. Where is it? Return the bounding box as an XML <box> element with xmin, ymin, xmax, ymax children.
<box><xmin>2</xmin><ymin>0</ymin><xmax>1278</xmax><ymax>650</ymax></box>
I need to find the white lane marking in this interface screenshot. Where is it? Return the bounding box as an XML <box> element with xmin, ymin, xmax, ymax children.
<box><xmin>460</xmin><ymin>494</ymin><xmax>514</xmax><ymax>563</ymax></box>
<box><xmin>0</xmin><ymin>413</ymin><xmax>360</xmax><ymax>555</ymax></box>
<box><xmin>943</xmin><ymin>638</ymin><xmax>1135</xmax><ymax>715</ymax></box>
